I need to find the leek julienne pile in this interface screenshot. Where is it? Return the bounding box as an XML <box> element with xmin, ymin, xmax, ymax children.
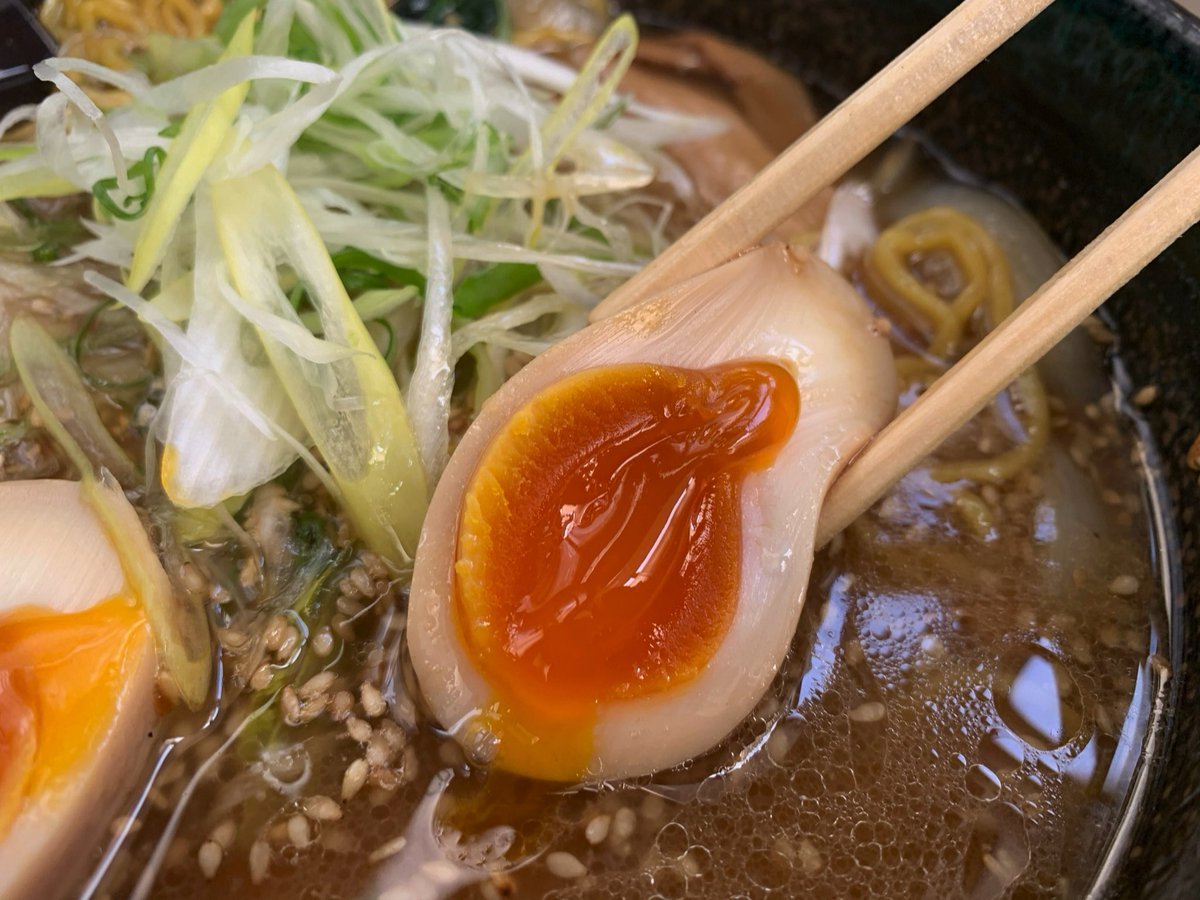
<box><xmin>0</xmin><ymin>0</ymin><xmax>719</xmax><ymax>564</ymax></box>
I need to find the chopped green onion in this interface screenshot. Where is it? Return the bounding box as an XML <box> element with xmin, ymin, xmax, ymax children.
<box><xmin>91</xmin><ymin>146</ymin><xmax>166</xmax><ymax>222</ymax></box>
<box><xmin>31</xmin><ymin>241</ymin><xmax>63</xmax><ymax>263</ymax></box>
<box><xmin>453</xmin><ymin>262</ymin><xmax>541</xmax><ymax>318</ymax></box>
<box><xmin>331</xmin><ymin>248</ymin><xmax>426</xmax><ymax>294</ymax></box>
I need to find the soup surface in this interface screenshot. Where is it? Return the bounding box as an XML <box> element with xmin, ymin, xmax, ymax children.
<box><xmin>92</xmin><ymin>166</ymin><xmax>1165</xmax><ymax>900</ymax></box>
<box><xmin>0</xmin><ymin>2</ymin><xmax>1171</xmax><ymax>899</ymax></box>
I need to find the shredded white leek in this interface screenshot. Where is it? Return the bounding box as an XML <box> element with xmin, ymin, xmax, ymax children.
<box><xmin>1</xmin><ymin>0</ymin><xmax>721</xmax><ymax>565</ymax></box>
<box><xmin>212</xmin><ymin>166</ymin><xmax>428</xmax><ymax>559</ymax></box>
<box><xmin>407</xmin><ymin>185</ymin><xmax>455</xmax><ymax>484</ymax></box>
<box><xmin>127</xmin><ymin>13</ymin><xmax>257</xmax><ymax>293</ymax></box>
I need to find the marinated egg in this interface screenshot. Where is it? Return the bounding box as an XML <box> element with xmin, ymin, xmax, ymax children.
<box><xmin>0</xmin><ymin>480</ymin><xmax>159</xmax><ymax>900</ymax></box>
<box><xmin>408</xmin><ymin>244</ymin><xmax>895</xmax><ymax>781</ymax></box>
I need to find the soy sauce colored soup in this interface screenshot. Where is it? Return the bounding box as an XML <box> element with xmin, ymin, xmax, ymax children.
<box><xmin>0</xmin><ymin>2</ymin><xmax>1170</xmax><ymax>899</ymax></box>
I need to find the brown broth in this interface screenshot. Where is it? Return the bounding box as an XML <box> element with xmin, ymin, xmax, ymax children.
<box><xmin>42</xmin><ymin>134</ymin><xmax>1166</xmax><ymax>900</ymax></box>
<box><xmin>91</xmin><ymin>295</ymin><xmax>1166</xmax><ymax>900</ymax></box>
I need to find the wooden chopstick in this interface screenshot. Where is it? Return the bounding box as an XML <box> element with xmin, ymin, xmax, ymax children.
<box><xmin>590</xmin><ymin>0</ymin><xmax>1055</xmax><ymax>321</ymax></box>
<box><xmin>815</xmin><ymin>143</ymin><xmax>1200</xmax><ymax>547</ymax></box>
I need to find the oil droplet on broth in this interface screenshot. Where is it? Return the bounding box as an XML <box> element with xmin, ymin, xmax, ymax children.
<box><xmin>965</xmin><ymin>764</ymin><xmax>1002</xmax><ymax>802</ymax></box>
<box><xmin>994</xmin><ymin>645</ymin><xmax>1084</xmax><ymax>751</ymax></box>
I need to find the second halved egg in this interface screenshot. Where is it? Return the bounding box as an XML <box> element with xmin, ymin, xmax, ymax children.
<box><xmin>407</xmin><ymin>244</ymin><xmax>896</xmax><ymax>781</ymax></box>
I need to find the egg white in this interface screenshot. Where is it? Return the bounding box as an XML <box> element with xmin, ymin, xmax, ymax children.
<box><xmin>408</xmin><ymin>244</ymin><xmax>896</xmax><ymax>780</ymax></box>
<box><xmin>0</xmin><ymin>480</ymin><xmax>158</xmax><ymax>900</ymax></box>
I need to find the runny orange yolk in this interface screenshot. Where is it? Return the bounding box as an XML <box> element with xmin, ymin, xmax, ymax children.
<box><xmin>0</xmin><ymin>598</ymin><xmax>149</xmax><ymax>837</ymax></box>
<box><xmin>454</xmin><ymin>361</ymin><xmax>800</xmax><ymax>778</ymax></box>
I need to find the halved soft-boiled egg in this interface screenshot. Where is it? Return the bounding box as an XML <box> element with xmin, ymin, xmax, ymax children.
<box><xmin>0</xmin><ymin>479</ymin><xmax>159</xmax><ymax>900</ymax></box>
<box><xmin>408</xmin><ymin>244</ymin><xmax>896</xmax><ymax>781</ymax></box>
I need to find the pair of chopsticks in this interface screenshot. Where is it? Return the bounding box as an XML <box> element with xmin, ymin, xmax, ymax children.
<box><xmin>591</xmin><ymin>0</ymin><xmax>1200</xmax><ymax>547</ymax></box>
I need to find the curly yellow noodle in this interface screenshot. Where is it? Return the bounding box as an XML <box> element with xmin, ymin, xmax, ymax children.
<box><xmin>40</xmin><ymin>0</ymin><xmax>223</xmax><ymax>67</ymax></box>
<box><xmin>952</xmin><ymin>490</ymin><xmax>997</xmax><ymax>537</ymax></box>
<box><xmin>863</xmin><ymin>206</ymin><xmax>1050</xmax><ymax>484</ymax></box>
<box><xmin>893</xmin><ymin>353</ymin><xmax>943</xmax><ymax>381</ymax></box>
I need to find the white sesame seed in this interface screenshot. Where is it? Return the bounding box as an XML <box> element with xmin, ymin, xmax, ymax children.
<box><xmin>209</xmin><ymin>819</ymin><xmax>236</xmax><ymax>850</ymax></box>
<box><xmin>848</xmin><ymin>701</ymin><xmax>887</xmax><ymax>723</ymax></box>
<box><xmin>1133</xmin><ymin>385</ymin><xmax>1158</xmax><ymax>407</ymax></box>
<box><xmin>361</xmin><ymin>682</ymin><xmax>386</xmax><ymax>718</ymax></box>
<box><xmin>585</xmin><ymin>814</ymin><xmax>611</xmax><ymax>845</ymax></box>
<box><xmin>249</xmin><ymin>663</ymin><xmax>273</xmax><ymax>691</ymax></box>
<box><xmin>347</xmin><ymin>717</ymin><xmax>373</xmax><ymax>743</ymax></box>
<box><xmin>287</xmin><ymin>814</ymin><xmax>312</xmax><ymax>849</ymax></box>
<box><xmin>611</xmin><ymin>807</ymin><xmax>636</xmax><ymax>842</ymax></box>
<box><xmin>263</xmin><ymin>615</ymin><xmax>288</xmax><ymax>652</ymax></box>
<box><xmin>198</xmin><ymin>841</ymin><xmax>223</xmax><ymax>879</ymax></box>
<box><xmin>280</xmin><ymin>687</ymin><xmax>301</xmax><ymax>725</ymax></box>
<box><xmin>369</xmin><ymin>835</ymin><xmax>408</xmax><ymax>863</ymax></box>
<box><xmin>546</xmin><ymin>851</ymin><xmax>587</xmax><ymax>879</ymax></box>
<box><xmin>303</xmin><ymin>795</ymin><xmax>343</xmax><ymax>822</ymax></box>
<box><xmin>342</xmin><ymin>759</ymin><xmax>369</xmax><ymax>800</ymax></box>
<box><xmin>370</xmin><ymin>767</ymin><xmax>402</xmax><ymax>792</ymax></box>
<box><xmin>362</xmin><ymin>551</ymin><xmax>388</xmax><ymax>579</ymax></box>
<box><xmin>311</xmin><ymin>627</ymin><xmax>335</xmax><ymax>658</ymax></box>
<box><xmin>299</xmin><ymin>671</ymin><xmax>336</xmax><ymax>699</ymax></box>
<box><xmin>350</xmin><ymin>567</ymin><xmax>373</xmax><ymax>596</ymax></box>
<box><xmin>366</xmin><ymin>734</ymin><xmax>393</xmax><ymax>768</ymax></box>
<box><xmin>330</xmin><ymin>690</ymin><xmax>355</xmax><ymax>721</ymax></box>
<box><xmin>217</xmin><ymin>628</ymin><xmax>249</xmax><ymax>651</ymax></box>
<box><xmin>378</xmin><ymin>719</ymin><xmax>407</xmax><ymax>752</ymax></box>
<box><xmin>400</xmin><ymin>745</ymin><xmax>419</xmax><ymax>785</ymax></box>
<box><xmin>248</xmin><ymin>840</ymin><xmax>270</xmax><ymax>885</ymax></box>
<box><xmin>1108</xmin><ymin>575</ymin><xmax>1140</xmax><ymax>596</ymax></box>
<box><xmin>277</xmin><ymin>626</ymin><xmax>301</xmax><ymax>660</ymax></box>
<box><xmin>238</xmin><ymin>556</ymin><xmax>259</xmax><ymax>590</ymax></box>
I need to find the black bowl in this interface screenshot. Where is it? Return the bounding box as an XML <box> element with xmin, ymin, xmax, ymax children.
<box><xmin>622</xmin><ymin>0</ymin><xmax>1200</xmax><ymax>896</ymax></box>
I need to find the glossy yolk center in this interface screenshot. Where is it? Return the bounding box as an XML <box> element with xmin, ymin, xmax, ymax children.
<box><xmin>0</xmin><ymin>598</ymin><xmax>148</xmax><ymax>837</ymax></box>
<box><xmin>454</xmin><ymin>361</ymin><xmax>799</xmax><ymax>777</ymax></box>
